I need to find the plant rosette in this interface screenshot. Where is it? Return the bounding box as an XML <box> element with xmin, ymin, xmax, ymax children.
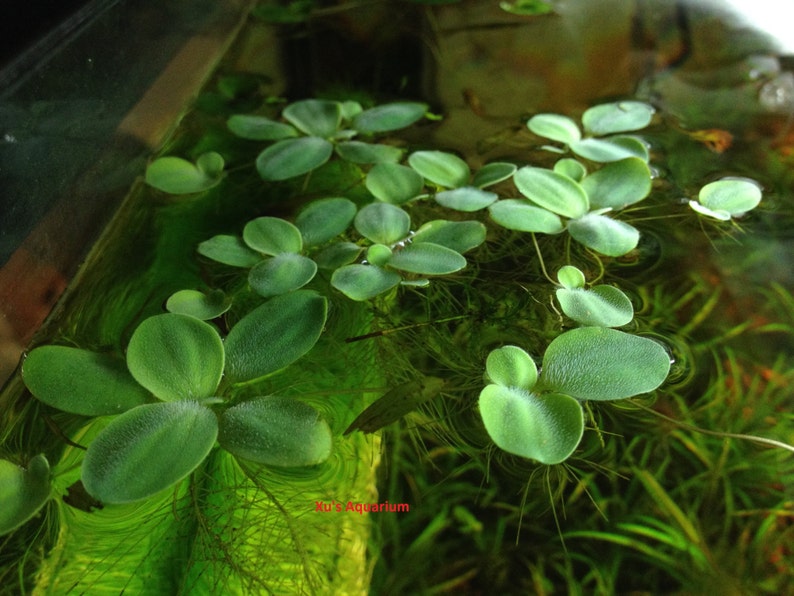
<box><xmin>330</xmin><ymin>202</ymin><xmax>486</xmax><ymax>301</ymax></box>
<box><xmin>21</xmin><ymin>291</ymin><xmax>331</xmax><ymax>505</ymax></box>
<box><xmin>555</xmin><ymin>265</ymin><xmax>634</xmax><ymax>327</ymax></box>
<box><xmin>688</xmin><ymin>177</ymin><xmax>762</xmax><ymax>221</ymax></box>
<box><xmin>478</xmin><ymin>329</ymin><xmax>670</xmax><ymax>464</ymax></box>
<box><xmin>487</xmin><ymin>156</ymin><xmax>652</xmax><ymax>256</ymax></box>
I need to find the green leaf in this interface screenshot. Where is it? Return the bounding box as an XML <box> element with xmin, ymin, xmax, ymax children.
<box><xmin>127</xmin><ymin>314</ymin><xmax>224</xmax><ymax>402</ymax></box>
<box><xmin>295</xmin><ymin>197</ymin><xmax>357</xmax><ymax>246</ymax></box>
<box><xmin>0</xmin><ymin>455</ymin><xmax>51</xmax><ymax>536</ymax></box>
<box><xmin>255</xmin><ymin>137</ymin><xmax>334</xmax><ymax>180</ymax></box>
<box><xmin>557</xmin><ymin>265</ymin><xmax>585</xmax><ymax>289</ymax></box>
<box><xmin>218</xmin><ymin>396</ymin><xmax>332</xmax><ymax>467</ymax></box>
<box><xmin>282</xmin><ymin>99</ymin><xmax>341</xmax><ymax>137</ymax></box>
<box><xmin>411</xmin><ymin>220</ymin><xmax>486</xmax><ymax>253</ymax></box>
<box><xmin>540</xmin><ymin>327</ymin><xmax>671</xmax><ymax>400</ymax></box>
<box><xmin>366</xmin><ymin>162</ymin><xmax>425</xmax><ymax>204</ymax></box>
<box><xmin>224</xmin><ymin>291</ymin><xmax>328</xmax><ymax>384</ymax></box>
<box><xmin>331</xmin><ymin>264</ymin><xmax>401</xmax><ymax>301</ymax></box>
<box><xmin>145</xmin><ymin>152</ymin><xmax>225</xmax><ymax>194</ymax></box>
<box><xmin>688</xmin><ymin>200</ymin><xmax>731</xmax><ymax>221</ymax></box>
<box><xmin>479</xmin><ymin>386</ymin><xmax>584</xmax><ymax>464</ymax></box>
<box><xmin>22</xmin><ymin>346</ymin><xmax>151</xmax><ymax>416</ymax></box>
<box><xmin>527</xmin><ymin>113</ymin><xmax>581</xmax><ymax>145</ymax></box>
<box><xmin>499</xmin><ymin>0</ymin><xmax>554</xmax><ymax>16</ymax></box>
<box><xmin>408</xmin><ymin>150</ymin><xmax>470</xmax><ymax>188</ymax></box>
<box><xmin>472</xmin><ymin>162</ymin><xmax>517</xmax><ymax>188</ymax></box>
<box><xmin>314</xmin><ymin>242</ymin><xmax>363</xmax><ymax>270</ymax></box>
<box><xmin>697</xmin><ymin>178</ymin><xmax>762</xmax><ymax>216</ymax></box>
<box><xmin>485</xmin><ymin>345</ymin><xmax>538</xmax><ymax>389</ymax></box>
<box><xmin>335</xmin><ymin>141</ymin><xmax>403</xmax><ymax>164</ymax></box>
<box><xmin>567</xmin><ymin>213</ymin><xmax>640</xmax><ymax>256</ymax></box>
<box><xmin>581</xmin><ymin>157</ymin><xmax>651</xmax><ymax>210</ymax></box>
<box><xmin>514</xmin><ymin>166</ymin><xmax>589</xmax><ymax>218</ymax></box>
<box><xmin>387</xmin><ymin>243</ymin><xmax>467</xmax><ymax>275</ymax></box>
<box><xmin>556</xmin><ymin>285</ymin><xmax>634</xmax><ymax>327</ymax></box>
<box><xmin>243</xmin><ymin>216</ymin><xmax>303</xmax><ymax>255</ymax></box>
<box><xmin>354</xmin><ymin>203</ymin><xmax>411</xmax><ymax>244</ymax></box>
<box><xmin>82</xmin><ymin>401</ymin><xmax>218</xmax><ymax>504</ymax></box>
<box><xmin>435</xmin><ymin>187</ymin><xmax>497</xmax><ymax>211</ymax></box>
<box><xmin>582</xmin><ymin>101</ymin><xmax>655</xmax><ymax>136</ymax></box>
<box><xmin>352</xmin><ymin>101</ymin><xmax>427</xmax><ymax>133</ymax></box>
<box><xmin>165</xmin><ymin>289</ymin><xmax>231</xmax><ymax>320</ymax></box>
<box><xmin>488</xmin><ymin>199</ymin><xmax>564</xmax><ymax>233</ymax></box>
<box><xmin>248</xmin><ymin>253</ymin><xmax>317</xmax><ymax>297</ymax></box>
<box><xmin>197</xmin><ymin>234</ymin><xmax>261</xmax><ymax>267</ymax></box>
<box><xmin>366</xmin><ymin>244</ymin><xmax>393</xmax><ymax>266</ymax></box>
<box><xmin>227</xmin><ymin>114</ymin><xmax>298</xmax><ymax>140</ymax></box>
<box><xmin>570</xmin><ymin>137</ymin><xmax>648</xmax><ymax>162</ymax></box>
<box><xmin>553</xmin><ymin>158</ymin><xmax>587</xmax><ymax>181</ymax></box>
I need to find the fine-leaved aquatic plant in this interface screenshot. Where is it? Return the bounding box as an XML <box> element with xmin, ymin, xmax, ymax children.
<box><xmin>19</xmin><ymin>290</ymin><xmax>329</xmax><ymax>505</ymax></box>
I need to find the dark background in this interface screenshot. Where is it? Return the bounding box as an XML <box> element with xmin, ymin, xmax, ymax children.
<box><xmin>1</xmin><ymin>0</ymin><xmax>94</xmax><ymax>71</ymax></box>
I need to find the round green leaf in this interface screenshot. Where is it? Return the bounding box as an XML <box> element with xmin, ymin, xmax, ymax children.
<box><xmin>314</xmin><ymin>242</ymin><xmax>363</xmax><ymax>270</ymax></box>
<box><xmin>227</xmin><ymin>114</ymin><xmax>298</xmax><ymax>140</ymax></box>
<box><xmin>127</xmin><ymin>314</ymin><xmax>224</xmax><ymax>401</ymax></box>
<box><xmin>224</xmin><ymin>291</ymin><xmax>328</xmax><ymax>384</ymax></box>
<box><xmin>166</xmin><ymin>289</ymin><xmax>231</xmax><ymax>320</ymax></box>
<box><xmin>218</xmin><ymin>396</ymin><xmax>332</xmax><ymax>467</ymax></box>
<box><xmin>553</xmin><ymin>158</ymin><xmax>587</xmax><ymax>181</ymax></box>
<box><xmin>366</xmin><ymin>244</ymin><xmax>393</xmax><ymax>266</ymax></box>
<box><xmin>295</xmin><ymin>197</ymin><xmax>357</xmax><ymax>246</ymax></box>
<box><xmin>479</xmin><ymin>386</ymin><xmax>584</xmax><ymax>464</ymax></box>
<box><xmin>282</xmin><ymin>99</ymin><xmax>341</xmax><ymax>138</ymax></box>
<box><xmin>581</xmin><ymin>157</ymin><xmax>651</xmax><ymax>210</ymax></box>
<box><xmin>488</xmin><ymin>199</ymin><xmax>565</xmax><ymax>233</ymax></box>
<box><xmin>688</xmin><ymin>200</ymin><xmax>731</xmax><ymax>221</ymax></box>
<box><xmin>243</xmin><ymin>216</ymin><xmax>303</xmax><ymax>255</ymax></box>
<box><xmin>557</xmin><ymin>265</ymin><xmax>585</xmax><ymax>289</ymax></box>
<box><xmin>388</xmin><ymin>242</ymin><xmax>466</xmax><ymax>275</ymax></box>
<box><xmin>256</xmin><ymin>137</ymin><xmax>333</xmax><ymax>181</ymax></box>
<box><xmin>411</xmin><ymin>220</ymin><xmax>486</xmax><ymax>253</ymax></box>
<box><xmin>145</xmin><ymin>152</ymin><xmax>225</xmax><ymax>194</ymax></box>
<box><xmin>582</xmin><ymin>101</ymin><xmax>655</xmax><ymax>136</ymax></box>
<box><xmin>540</xmin><ymin>327</ymin><xmax>671</xmax><ymax>400</ymax></box>
<box><xmin>331</xmin><ymin>264</ymin><xmax>401</xmax><ymax>301</ymax></box>
<box><xmin>335</xmin><ymin>141</ymin><xmax>403</xmax><ymax>164</ymax></box>
<box><xmin>570</xmin><ymin>137</ymin><xmax>648</xmax><ymax>163</ymax></box>
<box><xmin>366</xmin><ymin>162</ymin><xmax>425</xmax><ymax>204</ymax></box>
<box><xmin>197</xmin><ymin>234</ymin><xmax>261</xmax><ymax>267</ymax></box>
<box><xmin>556</xmin><ymin>285</ymin><xmax>634</xmax><ymax>327</ymax></box>
<box><xmin>408</xmin><ymin>150</ymin><xmax>470</xmax><ymax>188</ymax></box>
<box><xmin>354</xmin><ymin>203</ymin><xmax>411</xmax><ymax>244</ymax></box>
<box><xmin>567</xmin><ymin>213</ymin><xmax>640</xmax><ymax>256</ymax></box>
<box><xmin>82</xmin><ymin>401</ymin><xmax>218</xmax><ymax>504</ymax></box>
<box><xmin>485</xmin><ymin>345</ymin><xmax>538</xmax><ymax>389</ymax></box>
<box><xmin>698</xmin><ymin>178</ymin><xmax>762</xmax><ymax>216</ymax></box>
<box><xmin>527</xmin><ymin>113</ymin><xmax>582</xmax><ymax>145</ymax></box>
<box><xmin>435</xmin><ymin>187</ymin><xmax>497</xmax><ymax>211</ymax></box>
<box><xmin>514</xmin><ymin>166</ymin><xmax>589</xmax><ymax>218</ymax></box>
<box><xmin>0</xmin><ymin>455</ymin><xmax>51</xmax><ymax>536</ymax></box>
<box><xmin>248</xmin><ymin>253</ymin><xmax>317</xmax><ymax>297</ymax></box>
<box><xmin>472</xmin><ymin>162</ymin><xmax>517</xmax><ymax>188</ymax></box>
<box><xmin>352</xmin><ymin>101</ymin><xmax>427</xmax><ymax>133</ymax></box>
<box><xmin>22</xmin><ymin>346</ymin><xmax>151</xmax><ymax>416</ymax></box>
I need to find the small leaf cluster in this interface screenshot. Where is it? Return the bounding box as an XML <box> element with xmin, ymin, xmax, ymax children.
<box><xmin>21</xmin><ymin>291</ymin><xmax>330</xmax><ymax>505</ymax></box>
<box><xmin>479</xmin><ymin>268</ymin><xmax>670</xmax><ymax>464</ymax></box>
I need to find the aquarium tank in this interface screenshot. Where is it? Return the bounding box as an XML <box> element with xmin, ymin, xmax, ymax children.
<box><xmin>1</xmin><ymin>0</ymin><xmax>793</xmax><ymax>594</ymax></box>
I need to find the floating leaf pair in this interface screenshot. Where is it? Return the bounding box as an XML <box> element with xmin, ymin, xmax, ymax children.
<box><xmin>479</xmin><ymin>328</ymin><xmax>671</xmax><ymax>464</ymax></box>
<box><xmin>555</xmin><ymin>265</ymin><xmax>634</xmax><ymax>327</ymax></box>
<box><xmin>528</xmin><ymin>101</ymin><xmax>654</xmax><ymax>163</ymax></box>
<box><xmin>688</xmin><ymin>178</ymin><xmax>762</xmax><ymax>221</ymax></box>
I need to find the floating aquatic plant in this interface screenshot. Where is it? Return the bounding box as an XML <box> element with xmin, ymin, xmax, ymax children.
<box><xmin>688</xmin><ymin>177</ymin><xmax>763</xmax><ymax>221</ymax></box>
